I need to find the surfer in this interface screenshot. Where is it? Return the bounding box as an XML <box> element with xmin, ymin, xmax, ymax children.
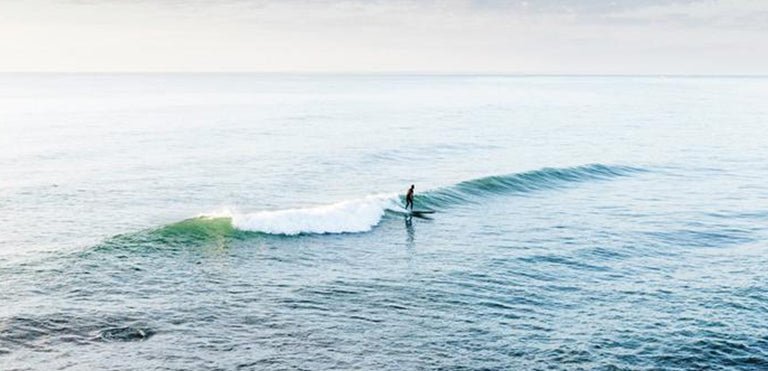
<box><xmin>405</xmin><ymin>184</ymin><xmax>415</xmax><ymax>210</ymax></box>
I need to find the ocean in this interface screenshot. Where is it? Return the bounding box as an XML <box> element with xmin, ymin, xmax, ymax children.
<box><xmin>1</xmin><ymin>74</ymin><xmax>767</xmax><ymax>370</ymax></box>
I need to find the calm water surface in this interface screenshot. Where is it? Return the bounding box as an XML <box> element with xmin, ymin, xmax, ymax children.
<box><xmin>1</xmin><ymin>74</ymin><xmax>767</xmax><ymax>370</ymax></box>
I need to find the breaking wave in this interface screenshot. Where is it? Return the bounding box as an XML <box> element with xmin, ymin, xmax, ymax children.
<box><xmin>226</xmin><ymin>194</ymin><xmax>401</xmax><ymax>235</ymax></box>
<box><xmin>190</xmin><ymin>164</ymin><xmax>642</xmax><ymax>236</ymax></box>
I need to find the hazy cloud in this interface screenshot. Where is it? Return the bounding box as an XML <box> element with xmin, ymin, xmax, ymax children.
<box><xmin>0</xmin><ymin>0</ymin><xmax>766</xmax><ymax>73</ymax></box>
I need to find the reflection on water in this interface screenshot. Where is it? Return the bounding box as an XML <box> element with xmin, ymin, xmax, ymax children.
<box><xmin>405</xmin><ymin>216</ymin><xmax>414</xmax><ymax>247</ymax></box>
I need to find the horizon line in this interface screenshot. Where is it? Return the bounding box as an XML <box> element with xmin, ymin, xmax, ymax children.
<box><xmin>0</xmin><ymin>71</ymin><xmax>766</xmax><ymax>78</ymax></box>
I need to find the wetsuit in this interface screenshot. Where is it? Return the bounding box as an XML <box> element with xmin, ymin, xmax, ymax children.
<box><xmin>405</xmin><ymin>187</ymin><xmax>414</xmax><ymax>210</ymax></box>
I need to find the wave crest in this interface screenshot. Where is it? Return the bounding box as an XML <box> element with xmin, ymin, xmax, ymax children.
<box><xmin>417</xmin><ymin>164</ymin><xmax>642</xmax><ymax>208</ymax></box>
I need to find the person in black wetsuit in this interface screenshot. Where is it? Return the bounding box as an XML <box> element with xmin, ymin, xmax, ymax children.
<box><xmin>405</xmin><ymin>184</ymin><xmax>415</xmax><ymax>210</ymax></box>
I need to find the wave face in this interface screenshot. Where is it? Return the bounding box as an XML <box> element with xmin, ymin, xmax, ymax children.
<box><xmin>199</xmin><ymin>164</ymin><xmax>642</xmax><ymax>236</ymax></box>
<box><xmin>417</xmin><ymin>164</ymin><xmax>642</xmax><ymax>208</ymax></box>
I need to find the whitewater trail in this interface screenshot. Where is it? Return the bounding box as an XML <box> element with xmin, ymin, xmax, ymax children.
<box><xmin>204</xmin><ymin>194</ymin><xmax>404</xmax><ymax>235</ymax></box>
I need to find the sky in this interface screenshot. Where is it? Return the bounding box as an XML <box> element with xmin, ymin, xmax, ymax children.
<box><xmin>0</xmin><ymin>0</ymin><xmax>766</xmax><ymax>74</ymax></box>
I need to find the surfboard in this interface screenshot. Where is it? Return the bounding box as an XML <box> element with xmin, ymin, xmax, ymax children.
<box><xmin>409</xmin><ymin>210</ymin><xmax>435</xmax><ymax>217</ymax></box>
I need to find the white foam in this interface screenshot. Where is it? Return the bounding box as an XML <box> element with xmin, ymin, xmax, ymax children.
<box><xmin>219</xmin><ymin>194</ymin><xmax>403</xmax><ymax>235</ymax></box>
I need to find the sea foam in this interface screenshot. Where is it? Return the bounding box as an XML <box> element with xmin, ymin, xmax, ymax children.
<box><xmin>224</xmin><ymin>194</ymin><xmax>402</xmax><ymax>235</ymax></box>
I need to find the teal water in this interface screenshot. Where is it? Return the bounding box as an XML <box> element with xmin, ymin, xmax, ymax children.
<box><xmin>1</xmin><ymin>74</ymin><xmax>767</xmax><ymax>369</ymax></box>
